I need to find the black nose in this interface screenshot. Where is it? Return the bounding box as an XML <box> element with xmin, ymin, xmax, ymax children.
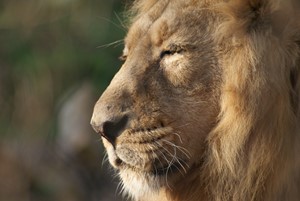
<box><xmin>91</xmin><ymin>115</ymin><xmax>128</xmax><ymax>145</ymax></box>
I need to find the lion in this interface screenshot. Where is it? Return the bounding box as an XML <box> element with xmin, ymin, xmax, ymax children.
<box><xmin>91</xmin><ymin>0</ymin><xmax>300</xmax><ymax>200</ymax></box>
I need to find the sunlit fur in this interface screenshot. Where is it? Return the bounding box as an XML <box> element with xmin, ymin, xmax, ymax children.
<box><xmin>92</xmin><ymin>0</ymin><xmax>300</xmax><ymax>200</ymax></box>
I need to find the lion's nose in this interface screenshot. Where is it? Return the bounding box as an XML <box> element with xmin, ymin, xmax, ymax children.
<box><xmin>91</xmin><ymin>115</ymin><xmax>128</xmax><ymax>145</ymax></box>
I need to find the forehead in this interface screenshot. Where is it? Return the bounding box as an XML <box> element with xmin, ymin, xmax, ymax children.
<box><xmin>125</xmin><ymin>1</ymin><xmax>214</xmax><ymax>49</ymax></box>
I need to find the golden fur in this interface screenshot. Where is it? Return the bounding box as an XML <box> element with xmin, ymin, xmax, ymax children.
<box><xmin>91</xmin><ymin>0</ymin><xmax>300</xmax><ymax>200</ymax></box>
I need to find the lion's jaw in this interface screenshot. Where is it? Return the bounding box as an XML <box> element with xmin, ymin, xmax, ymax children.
<box><xmin>101</xmin><ymin>121</ymin><xmax>211</xmax><ymax>200</ymax></box>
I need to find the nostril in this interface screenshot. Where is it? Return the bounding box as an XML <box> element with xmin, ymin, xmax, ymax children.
<box><xmin>101</xmin><ymin>115</ymin><xmax>129</xmax><ymax>144</ymax></box>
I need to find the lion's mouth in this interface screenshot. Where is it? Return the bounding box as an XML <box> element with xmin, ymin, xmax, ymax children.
<box><xmin>104</xmin><ymin>125</ymin><xmax>190</xmax><ymax>179</ymax></box>
<box><xmin>152</xmin><ymin>160</ymin><xmax>187</xmax><ymax>176</ymax></box>
<box><xmin>116</xmin><ymin>157</ymin><xmax>185</xmax><ymax>177</ymax></box>
<box><xmin>114</xmin><ymin>148</ymin><xmax>189</xmax><ymax>178</ymax></box>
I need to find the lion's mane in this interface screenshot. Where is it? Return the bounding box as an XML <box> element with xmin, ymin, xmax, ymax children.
<box><xmin>127</xmin><ymin>0</ymin><xmax>300</xmax><ymax>200</ymax></box>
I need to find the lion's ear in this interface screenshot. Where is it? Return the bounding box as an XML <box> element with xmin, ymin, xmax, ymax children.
<box><xmin>224</xmin><ymin>0</ymin><xmax>270</xmax><ymax>25</ymax></box>
<box><xmin>219</xmin><ymin>0</ymin><xmax>270</xmax><ymax>32</ymax></box>
<box><xmin>217</xmin><ymin>0</ymin><xmax>296</xmax><ymax>39</ymax></box>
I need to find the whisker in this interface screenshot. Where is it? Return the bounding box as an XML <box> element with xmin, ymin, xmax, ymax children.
<box><xmin>161</xmin><ymin>139</ymin><xmax>191</xmax><ymax>159</ymax></box>
<box><xmin>170</xmin><ymin>146</ymin><xmax>186</xmax><ymax>175</ymax></box>
<box><xmin>98</xmin><ymin>16</ymin><xmax>126</xmax><ymax>32</ymax></box>
<box><xmin>161</xmin><ymin>139</ymin><xmax>191</xmax><ymax>174</ymax></box>
<box><xmin>156</xmin><ymin>141</ymin><xmax>186</xmax><ymax>178</ymax></box>
<box><xmin>174</xmin><ymin>122</ymin><xmax>192</xmax><ymax>129</ymax></box>
<box><xmin>154</xmin><ymin>141</ymin><xmax>173</xmax><ymax>189</ymax></box>
<box><xmin>174</xmin><ymin>146</ymin><xmax>188</xmax><ymax>173</ymax></box>
<box><xmin>154</xmin><ymin>142</ymin><xmax>172</xmax><ymax>165</ymax></box>
<box><xmin>172</xmin><ymin>132</ymin><xmax>183</xmax><ymax>143</ymax></box>
<box><xmin>147</xmin><ymin>144</ymin><xmax>160</xmax><ymax>176</ymax></box>
<box><xmin>112</xmin><ymin>170</ymin><xmax>120</xmax><ymax>180</ymax></box>
<box><xmin>114</xmin><ymin>12</ymin><xmax>127</xmax><ymax>30</ymax></box>
<box><xmin>115</xmin><ymin>180</ymin><xmax>124</xmax><ymax>197</ymax></box>
<box><xmin>165</xmin><ymin>145</ymin><xmax>187</xmax><ymax>188</ymax></box>
<box><xmin>97</xmin><ymin>39</ymin><xmax>124</xmax><ymax>48</ymax></box>
<box><xmin>102</xmin><ymin>152</ymin><xmax>109</xmax><ymax>167</ymax></box>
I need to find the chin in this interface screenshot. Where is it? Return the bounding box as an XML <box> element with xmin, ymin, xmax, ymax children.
<box><xmin>104</xmin><ymin>140</ymin><xmax>188</xmax><ymax>200</ymax></box>
<box><xmin>118</xmin><ymin>169</ymin><xmax>161</xmax><ymax>200</ymax></box>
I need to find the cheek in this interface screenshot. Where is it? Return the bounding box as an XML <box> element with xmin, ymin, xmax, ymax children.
<box><xmin>176</xmin><ymin>112</ymin><xmax>214</xmax><ymax>161</ymax></box>
<box><xmin>167</xmin><ymin>96</ymin><xmax>217</xmax><ymax>144</ymax></box>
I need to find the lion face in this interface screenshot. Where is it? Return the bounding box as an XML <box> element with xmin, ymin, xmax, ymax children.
<box><xmin>91</xmin><ymin>1</ymin><xmax>221</xmax><ymax>199</ymax></box>
<box><xmin>91</xmin><ymin>0</ymin><xmax>300</xmax><ymax>200</ymax></box>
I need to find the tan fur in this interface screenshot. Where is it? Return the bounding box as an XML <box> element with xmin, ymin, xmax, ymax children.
<box><xmin>91</xmin><ymin>0</ymin><xmax>300</xmax><ymax>200</ymax></box>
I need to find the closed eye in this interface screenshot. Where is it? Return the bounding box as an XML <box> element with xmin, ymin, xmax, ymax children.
<box><xmin>160</xmin><ymin>44</ymin><xmax>184</xmax><ymax>59</ymax></box>
<box><xmin>160</xmin><ymin>50</ymin><xmax>175</xmax><ymax>59</ymax></box>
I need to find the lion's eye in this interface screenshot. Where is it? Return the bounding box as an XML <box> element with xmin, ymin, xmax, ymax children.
<box><xmin>160</xmin><ymin>44</ymin><xmax>183</xmax><ymax>59</ymax></box>
<box><xmin>160</xmin><ymin>50</ymin><xmax>175</xmax><ymax>59</ymax></box>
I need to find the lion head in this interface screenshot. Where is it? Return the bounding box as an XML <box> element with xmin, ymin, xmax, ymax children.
<box><xmin>91</xmin><ymin>0</ymin><xmax>300</xmax><ymax>201</ymax></box>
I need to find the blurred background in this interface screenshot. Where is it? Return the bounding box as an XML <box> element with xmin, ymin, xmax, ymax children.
<box><xmin>0</xmin><ymin>0</ymin><xmax>127</xmax><ymax>200</ymax></box>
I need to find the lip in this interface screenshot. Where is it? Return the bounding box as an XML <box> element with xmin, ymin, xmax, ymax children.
<box><xmin>115</xmin><ymin>156</ymin><xmax>188</xmax><ymax>178</ymax></box>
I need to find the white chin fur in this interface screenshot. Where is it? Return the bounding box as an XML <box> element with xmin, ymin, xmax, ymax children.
<box><xmin>119</xmin><ymin>169</ymin><xmax>161</xmax><ymax>200</ymax></box>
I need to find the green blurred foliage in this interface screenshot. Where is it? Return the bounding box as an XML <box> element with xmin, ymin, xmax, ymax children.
<box><xmin>0</xmin><ymin>0</ymin><xmax>126</xmax><ymax>138</ymax></box>
<box><xmin>0</xmin><ymin>0</ymin><xmax>127</xmax><ymax>200</ymax></box>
